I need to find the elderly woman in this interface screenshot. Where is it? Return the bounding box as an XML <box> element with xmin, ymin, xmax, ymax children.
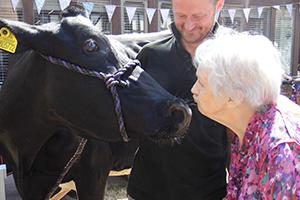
<box><xmin>191</xmin><ymin>33</ymin><xmax>300</xmax><ymax>199</ymax></box>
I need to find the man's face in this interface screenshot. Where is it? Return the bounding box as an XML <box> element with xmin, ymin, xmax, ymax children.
<box><xmin>172</xmin><ymin>0</ymin><xmax>218</xmax><ymax>46</ymax></box>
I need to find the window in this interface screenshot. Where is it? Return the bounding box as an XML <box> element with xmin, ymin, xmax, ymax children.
<box><xmin>91</xmin><ymin>10</ymin><xmax>111</xmax><ymax>34</ymax></box>
<box><xmin>159</xmin><ymin>2</ymin><xmax>173</xmax><ymax>31</ymax></box>
<box><xmin>219</xmin><ymin>6</ymin><xmax>294</xmax><ymax>74</ymax></box>
<box><xmin>123</xmin><ymin>2</ymin><xmax>146</xmax><ymax>34</ymax></box>
<box><xmin>0</xmin><ymin>51</ymin><xmax>9</xmax><ymax>86</ymax></box>
<box><xmin>274</xmin><ymin>6</ymin><xmax>294</xmax><ymax>73</ymax></box>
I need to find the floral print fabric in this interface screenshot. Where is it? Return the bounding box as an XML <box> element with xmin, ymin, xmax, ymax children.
<box><xmin>225</xmin><ymin>96</ymin><xmax>300</xmax><ymax>200</ymax></box>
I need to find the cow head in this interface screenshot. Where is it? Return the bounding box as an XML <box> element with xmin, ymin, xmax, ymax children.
<box><xmin>0</xmin><ymin>6</ymin><xmax>191</xmax><ymax>143</ymax></box>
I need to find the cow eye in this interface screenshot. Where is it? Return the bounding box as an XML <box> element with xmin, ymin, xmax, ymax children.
<box><xmin>83</xmin><ymin>39</ymin><xmax>99</xmax><ymax>53</ymax></box>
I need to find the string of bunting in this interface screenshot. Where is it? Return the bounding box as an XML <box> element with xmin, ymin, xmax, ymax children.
<box><xmin>10</xmin><ymin>0</ymin><xmax>300</xmax><ymax>25</ymax></box>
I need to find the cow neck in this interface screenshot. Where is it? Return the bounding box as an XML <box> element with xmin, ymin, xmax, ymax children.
<box><xmin>39</xmin><ymin>54</ymin><xmax>140</xmax><ymax>199</ymax></box>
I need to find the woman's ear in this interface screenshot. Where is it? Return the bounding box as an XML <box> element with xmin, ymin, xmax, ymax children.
<box><xmin>227</xmin><ymin>90</ymin><xmax>244</xmax><ymax>108</ymax></box>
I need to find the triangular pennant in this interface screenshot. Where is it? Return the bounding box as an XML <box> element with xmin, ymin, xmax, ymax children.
<box><xmin>35</xmin><ymin>0</ymin><xmax>45</xmax><ymax>14</ymax></box>
<box><xmin>59</xmin><ymin>0</ymin><xmax>71</xmax><ymax>11</ymax></box>
<box><xmin>125</xmin><ymin>7</ymin><xmax>137</xmax><ymax>24</ymax></box>
<box><xmin>146</xmin><ymin>8</ymin><xmax>156</xmax><ymax>24</ymax></box>
<box><xmin>272</xmin><ymin>5</ymin><xmax>280</xmax><ymax>10</ymax></box>
<box><xmin>10</xmin><ymin>0</ymin><xmax>19</xmax><ymax>11</ymax></box>
<box><xmin>228</xmin><ymin>9</ymin><xmax>236</xmax><ymax>24</ymax></box>
<box><xmin>82</xmin><ymin>2</ymin><xmax>94</xmax><ymax>15</ymax></box>
<box><xmin>257</xmin><ymin>7</ymin><xmax>264</xmax><ymax>18</ymax></box>
<box><xmin>105</xmin><ymin>5</ymin><xmax>116</xmax><ymax>23</ymax></box>
<box><xmin>286</xmin><ymin>4</ymin><xmax>293</xmax><ymax>17</ymax></box>
<box><xmin>243</xmin><ymin>8</ymin><xmax>251</xmax><ymax>23</ymax></box>
<box><xmin>160</xmin><ymin>9</ymin><xmax>170</xmax><ymax>25</ymax></box>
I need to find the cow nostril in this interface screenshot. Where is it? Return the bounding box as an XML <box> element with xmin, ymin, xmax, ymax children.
<box><xmin>168</xmin><ymin>103</ymin><xmax>192</xmax><ymax>134</ymax></box>
<box><xmin>170</xmin><ymin>107</ymin><xmax>185</xmax><ymax>125</ymax></box>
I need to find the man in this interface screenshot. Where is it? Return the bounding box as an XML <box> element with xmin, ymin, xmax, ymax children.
<box><xmin>127</xmin><ymin>0</ymin><xmax>230</xmax><ymax>199</ymax></box>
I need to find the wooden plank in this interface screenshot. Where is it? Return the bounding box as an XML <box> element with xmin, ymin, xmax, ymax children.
<box><xmin>291</xmin><ymin>3</ymin><xmax>300</xmax><ymax>75</ymax></box>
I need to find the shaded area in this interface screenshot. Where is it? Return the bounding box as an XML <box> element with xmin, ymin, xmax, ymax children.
<box><xmin>5</xmin><ymin>174</ymin><xmax>128</xmax><ymax>200</ymax></box>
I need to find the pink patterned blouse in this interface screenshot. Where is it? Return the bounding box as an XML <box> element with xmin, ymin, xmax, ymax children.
<box><xmin>225</xmin><ymin>96</ymin><xmax>300</xmax><ymax>200</ymax></box>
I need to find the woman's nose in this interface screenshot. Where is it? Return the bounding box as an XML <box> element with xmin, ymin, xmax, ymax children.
<box><xmin>191</xmin><ymin>84</ymin><xmax>197</xmax><ymax>95</ymax></box>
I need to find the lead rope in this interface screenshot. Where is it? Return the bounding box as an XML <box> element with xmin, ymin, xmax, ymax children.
<box><xmin>44</xmin><ymin>137</ymin><xmax>87</xmax><ymax>199</ymax></box>
<box><xmin>40</xmin><ymin>55</ymin><xmax>140</xmax><ymax>199</ymax></box>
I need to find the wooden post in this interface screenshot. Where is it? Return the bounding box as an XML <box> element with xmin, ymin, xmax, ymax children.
<box><xmin>291</xmin><ymin>3</ymin><xmax>300</xmax><ymax>75</ymax></box>
<box><xmin>111</xmin><ymin>0</ymin><xmax>122</xmax><ymax>34</ymax></box>
<box><xmin>147</xmin><ymin>0</ymin><xmax>159</xmax><ymax>32</ymax></box>
<box><xmin>22</xmin><ymin>0</ymin><xmax>34</xmax><ymax>24</ymax></box>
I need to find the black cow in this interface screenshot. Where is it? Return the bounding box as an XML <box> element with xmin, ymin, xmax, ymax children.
<box><xmin>0</xmin><ymin>6</ymin><xmax>191</xmax><ymax>200</ymax></box>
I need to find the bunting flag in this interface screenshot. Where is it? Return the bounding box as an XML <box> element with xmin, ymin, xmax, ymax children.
<box><xmin>160</xmin><ymin>9</ymin><xmax>170</xmax><ymax>25</ymax></box>
<box><xmin>105</xmin><ymin>5</ymin><xmax>116</xmax><ymax>23</ymax></box>
<box><xmin>82</xmin><ymin>2</ymin><xmax>94</xmax><ymax>15</ymax></box>
<box><xmin>146</xmin><ymin>8</ymin><xmax>156</xmax><ymax>24</ymax></box>
<box><xmin>10</xmin><ymin>0</ymin><xmax>19</xmax><ymax>11</ymax></box>
<box><xmin>59</xmin><ymin>0</ymin><xmax>71</xmax><ymax>11</ymax></box>
<box><xmin>228</xmin><ymin>9</ymin><xmax>236</xmax><ymax>24</ymax></box>
<box><xmin>35</xmin><ymin>0</ymin><xmax>45</xmax><ymax>14</ymax></box>
<box><xmin>286</xmin><ymin>4</ymin><xmax>293</xmax><ymax>17</ymax></box>
<box><xmin>257</xmin><ymin>7</ymin><xmax>264</xmax><ymax>18</ymax></box>
<box><xmin>272</xmin><ymin>5</ymin><xmax>280</xmax><ymax>10</ymax></box>
<box><xmin>18</xmin><ymin>1</ymin><xmax>300</xmax><ymax>23</ymax></box>
<box><xmin>125</xmin><ymin>7</ymin><xmax>137</xmax><ymax>24</ymax></box>
<box><xmin>243</xmin><ymin>8</ymin><xmax>251</xmax><ymax>23</ymax></box>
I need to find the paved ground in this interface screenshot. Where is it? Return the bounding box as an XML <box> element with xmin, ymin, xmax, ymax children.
<box><xmin>5</xmin><ymin>174</ymin><xmax>21</xmax><ymax>200</ymax></box>
<box><xmin>4</xmin><ymin>174</ymin><xmax>128</xmax><ymax>200</ymax></box>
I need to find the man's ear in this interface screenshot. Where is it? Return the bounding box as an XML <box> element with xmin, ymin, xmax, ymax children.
<box><xmin>216</xmin><ymin>0</ymin><xmax>225</xmax><ymax>12</ymax></box>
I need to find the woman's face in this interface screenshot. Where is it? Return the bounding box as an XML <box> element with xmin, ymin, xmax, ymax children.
<box><xmin>191</xmin><ymin>70</ymin><xmax>228</xmax><ymax>120</ymax></box>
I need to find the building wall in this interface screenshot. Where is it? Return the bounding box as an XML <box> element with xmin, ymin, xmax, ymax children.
<box><xmin>0</xmin><ymin>0</ymin><xmax>299</xmax><ymax>79</ymax></box>
<box><xmin>0</xmin><ymin>0</ymin><xmax>21</xmax><ymax>20</ymax></box>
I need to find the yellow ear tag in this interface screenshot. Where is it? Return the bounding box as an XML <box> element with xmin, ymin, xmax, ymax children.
<box><xmin>0</xmin><ymin>27</ymin><xmax>18</xmax><ymax>53</ymax></box>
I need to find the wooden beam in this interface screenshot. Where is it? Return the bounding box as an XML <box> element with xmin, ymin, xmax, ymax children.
<box><xmin>225</xmin><ymin>0</ymin><xmax>299</xmax><ymax>7</ymax></box>
<box><xmin>148</xmin><ymin>0</ymin><xmax>159</xmax><ymax>32</ymax></box>
<box><xmin>291</xmin><ymin>3</ymin><xmax>300</xmax><ymax>75</ymax></box>
<box><xmin>268</xmin><ymin>7</ymin><xmax>277</xmax><ymax>43</ymax></box>
<box><xmin>111</xmin><ymin>0</ymin><xmax>122</xmax><ymax>34</ymax></box>
<box><xmin>22</xmin><ymin>0</ymin><xmax>33</xmax><ymax>24</ymax></box>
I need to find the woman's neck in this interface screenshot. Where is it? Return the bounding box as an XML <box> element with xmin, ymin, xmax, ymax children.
<box><xmin>220</xmin><ymin>104</ymin><xmax>256</xmax><ymax>143</ymax></box>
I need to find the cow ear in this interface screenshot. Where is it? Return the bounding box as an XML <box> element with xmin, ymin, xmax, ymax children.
<box><xmin>0</xmin><ymin>19</ymin><xmax>46</xmax><ymax>54</ymax></box>
<box><xmin>0</xmin><ymin>27</ymin><xmax>18</xmax><ymax>53</ymax></box>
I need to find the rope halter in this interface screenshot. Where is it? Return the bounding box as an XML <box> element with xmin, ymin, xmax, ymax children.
<box><xmin>41</xmin><ymin>54</ymin><xmax>141</xmax><ymax>142</ymax></box>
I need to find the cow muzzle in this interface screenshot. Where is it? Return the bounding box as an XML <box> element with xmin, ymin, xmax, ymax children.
<box><xmin>169</xmin><ymin>100</ymin><xmax>192</xmax><ymax>136</ymax></box>
<box><xmin>151</xmin><ymin>100</ymin><xmax>192</xmax><ymax>144</ymax></box>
